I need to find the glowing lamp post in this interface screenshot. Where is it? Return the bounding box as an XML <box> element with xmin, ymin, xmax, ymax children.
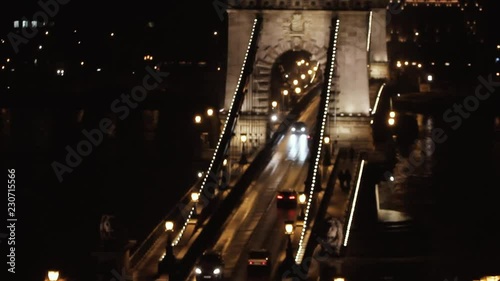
<box><xmin>191</xmin><ymin>192</ymin><xmax>200</xmax><ymax>216</ymax></box>
<box><xmin>48</xmin><ymin>270</ymin><xmax>59</xmax><ymax>281</ymax></box>
<box><xmin>388</xmin><ymin>111</ymin><xmax>396</xmax><ymax>126</ymax></box>
<box><xmin>271</xmin><ymin>114</ymin><xmax>278</xmax><ymax>122</ymax></box>
<box><xmin>206</xmin><ymin>108</ymin><xmax>214</xmax><ymax>116</ymax></box>
<box><xmin>298</xmin><ymin>193</ymin><xmax>307</xmax><ymax>219</ymax></box>
<box><xmin>283</xmin><ymin>221</ymin><xmax>296</xmax><ymax>269</ymax></box>
<box><xmin>165</xmin><ymin>221</ymin><xmax>174</xmax><ymax>232</ymax></box>
<box><xmin>298</xmin><ymin>193</ymin><xmax>307</xmax><ymax>205</ymax></box>
<box><xmin>323</xmin><ymin>135</ymin><xmax>332</xmax><ymax>165</ymax></box>
<box><xmin>282</xmin><ymin>89</ymin><xmax>289</xmax><ymax>111</ymax></box>
<box><xmin>239</xmin><ymin>134</ymin><xmax>248</xmax><ymax>165</ymax></box>
<box><xmin>285</xmin><ymin>222</ymin><xmax>294</xmax><ymax>235</ymax></box>
<box><xmin>221</xmin><ymin>156</ymin><xmax>230</xmax><ymax>191</ymax></box>
<box><xmin>271</xmin><ymin>100</ymin><xmax>278</xmax><ymax>109</ymax></box>
<box><xmin>159</xmin><ymin>221</ymin><xmax>176</xmax><ymax>275</ymax></box>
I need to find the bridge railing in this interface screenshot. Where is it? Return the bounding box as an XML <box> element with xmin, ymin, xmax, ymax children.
<box><xmin>295</xmin><ymin>16</ymin><xmax>340</xmax><ymax>264</ymax></box>
<box><xmin>128</xmin><ymin>180</ymin><xmax>201</xmax><ymax>269</ymax></box>
<box><xmin>300</xmin><ymin>147</ymin><xmax>346</xmax><ymax>262</ymax></box>
<box><xmin>342</xmin><ymin>152</ymin><xmax>367</xmax><ymax>250</ymax></box>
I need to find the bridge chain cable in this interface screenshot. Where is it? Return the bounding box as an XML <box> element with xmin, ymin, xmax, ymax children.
<box><xmin>295</xmin><ymin>17</ymin><xmax>340</xmax><ymax>264</ymax></box>
<box><xmin>172</xmin><ymin>15</ymin><xmax>263</xmax><ymax>247</ymax></box>
<box><xmin>128</xmin><ymin>16</ymin><xmax>263</xmax><ymax>269</ymax></box>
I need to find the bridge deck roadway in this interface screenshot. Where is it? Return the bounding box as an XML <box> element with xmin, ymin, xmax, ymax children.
<box><xmin>183</xmin><ymin>93</ymin><xmax>322</xmax><ymax>281</ymax></box>
<box><xmin>132</xmin><ymin>151</ymin><xmax>261</xmax><ymax>281</ymax></box>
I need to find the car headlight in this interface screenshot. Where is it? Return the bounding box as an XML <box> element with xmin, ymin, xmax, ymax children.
<box><xmin>213</xmin><ymin>268</ymin><xmax>221</xmax><ymax>275</ymax></box>
<box><xmin>195</xmin><ymin>267</ymin><xmax>202</xmax><ymax>274</ymax></box>
<box><xmin>301</xmin><ymin>127</ymin><xmax>305</xmax><ymax>132</ymax></box>
<box><xmin>291</xmin><ymin>127</ymin><xmax>296</xmax><ymax>131</ymax></box>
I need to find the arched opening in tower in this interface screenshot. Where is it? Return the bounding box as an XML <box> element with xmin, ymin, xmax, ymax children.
<box><xmin>270</xmin><ymin>50</ymin><xmax>321</xmax><ymax>112</ymax></box>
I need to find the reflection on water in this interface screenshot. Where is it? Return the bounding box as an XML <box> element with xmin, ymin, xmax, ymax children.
<box><xmin>286</xmin><ymin>134</ymin><xmax>309</xmax><ymax>163</ymax></box>
<box><xmin>379</xmin><ymin>113</ymin><xmax>439</xmax><ymax>220</ymax></box>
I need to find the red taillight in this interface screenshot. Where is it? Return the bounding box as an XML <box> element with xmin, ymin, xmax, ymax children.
<box><xmin>277</xmin><ymin>195</ymin><xmax>283</xmax><ymax>199</ymax></box>
<box><xmin>261</xmin><ymin>261</ymin><xmax>267</xmax><ymax>265</ymax></box>
<box><xmin>249</xmin><ymin>261</ymin><xmax>254</xmax><ymax>265</ymax></box>
<box><xmin>289</xmin><ymin>195</ymin><xmax>296</xmax><ymax>199</ymax></box>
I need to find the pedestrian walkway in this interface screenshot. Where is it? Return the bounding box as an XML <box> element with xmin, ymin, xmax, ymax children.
<box><xmin>303</xmin><ymin>149</ymin><xmax>363</xmax><ymax>281</ymax></box>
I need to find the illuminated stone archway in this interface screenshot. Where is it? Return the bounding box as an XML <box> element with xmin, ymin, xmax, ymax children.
<box><xmin>225</xmin><ymin>8</ymin><xmax>388</xmax><ymax>116</ymax></box>
<box><xmin>250</xmin><ymin>38</ymin><xmax>328</xmax><ymax>113</ymax></box>
<box><xmin>224</xmin><ymin>3</ymin><xmax>389</xmax><ymax>148</ymax></box>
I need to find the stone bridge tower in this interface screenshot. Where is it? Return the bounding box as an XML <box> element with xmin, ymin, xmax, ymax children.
<box><xmin>224</xmin><ymin>0</ymin><xmax>390</xmax><ymax>152</ymax></box>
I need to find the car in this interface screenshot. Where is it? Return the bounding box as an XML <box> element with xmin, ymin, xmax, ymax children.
<box><xmin>291</xmin><ymin>121</ymin><xmax>307</xmax><ymax>134</ymax></box>
<box><xmin>276</xmin><ymin>189</ymin><xmax>298</xmax><ymax>208</ymax></box>
<box><xmin>194</xmin><ymin>250</ymin><xmax>224</xmax><ymax>280</ymax></box>
<box><xmin>247</xmin><ymin>249</ymin><xmax>271</xmax><ymax>275</ymax></box>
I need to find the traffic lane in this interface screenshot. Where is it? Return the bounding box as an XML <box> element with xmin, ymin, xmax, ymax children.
<box><xmin>185</xmin><ymin>159</ymin><xmax>291</xmax><ymax>281</ymax></box>
<box><xmin>225</xmin><ymin>159</ymin><xmax>308</xmax><ymax>280</ymax></box>
<box><xmin>187</xmin><ymin>130</ymin><xmax>306</xmax><ymax>279</ymax></box>
<box><xmin>186</xmin><ymin>92</ymin><xmax>321</xmax><ymax>280</ymax></box>
<box><xmin>230</xmin><ymin>162</ymin><xmax>311</xmax><ymax>280</ymax></box>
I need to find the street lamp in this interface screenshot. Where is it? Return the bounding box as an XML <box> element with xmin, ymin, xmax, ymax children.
<box><xmin>48</xmin><ymin>270</ymin><xmax>59</xmax><ymax>281</ymax></box>
<box><xmin>207</xmin><ymin>108</ymin><xmax>214</xmax><ymax>116</ymax></box>
<box><xmin>165</xmin><ymin>221</ymin><xmax>174</xmax><ymax>232</ymax></box>
<box><xmin>159</xmin><ymin>221</ymin><xmax>176</xmax><ymax>275</ymax></box>
<box><xmin>283</xmin><ymin>221</ymin><xmax>296</xmax><ymax>269</ymax></box>
<box><xmin>298</xmin><ymin>193</ymin><xmax>307</xmax><ymax>219</ymax></box>
<box><xmin>298</xmin><ymin>193</ymin><xmax>307</xmax><ymax>205</ymax></box>
<box><xmin>271</xmin><ymin>100</ymin><xmax>278</xmax><ymax>109</ymax></box>
<box><xmin>239</xmin><ymin>134</ymin><xmax>248</xmax><ymax>165</ymax></box>
<box><xmin>282</xmin><ymin>89</ymin><xmax>289</xmax><ymax>111</ymax></box>
<box><xmin>388</xmin><ymin>111</ymin><xmax>396</xmax><ymax>126</ymax></box>
<box><xmin>294</xmin><ymin>87</ymin><xmax>301</xmax><ymax>94</ymax></box>
<box><xmin>194</xmin><ymin>115</ymin><xmax>202</xmax><ymax>124</ymax></box>
<box><xmin>271</xmin><ymin>114</ymin><xmax>278</xmax><ymax>122</ymax></box>
<box><xmin>191</xmin><ymin>192</ymin><xmax>200</xmax><ymax>216</ymax></box>
<box><xmin>284</xmin><ymin>221</ymin><xmax>294</xmax><ymax>235</ymax></box>
<box><xmin>220</xmin><ymin>156</ymin><xmax>230</xmax><ymax>191</ymax></box>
